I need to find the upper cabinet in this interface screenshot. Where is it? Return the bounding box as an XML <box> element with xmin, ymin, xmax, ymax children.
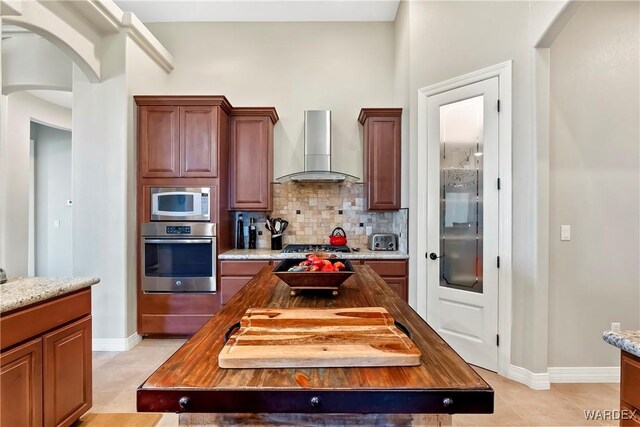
<box><xmin>139</xmin><ymin>105</ymin><xmax>180</xmax><ymax>177</ymax></box>
<box><xmin>359</xmin><ymin>108</ymin><xmax>402</xmax><ymax>211</ymax></box>
<box><xmin>180</xmin><ymin>105</ymin><xmax>219</xmax><ymax>177</ymax></box>
<box><xmin>136</xmin><ymin>96</ymin><xmax>233</xmax><ymax>179</ymax></box>
<box><xmin>229</xmin><ymin>108</ymin><xmax>279</xmax><ymax>211</ymax></box>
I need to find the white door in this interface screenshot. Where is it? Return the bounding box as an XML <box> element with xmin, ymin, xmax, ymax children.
<box><xmin>426</xmin><ymin>77</ymin><xmax>499</xmax><ymax>371</ymax></box>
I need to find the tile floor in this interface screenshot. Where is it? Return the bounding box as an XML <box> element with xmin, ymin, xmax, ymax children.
<box><xmin>90</xmin><ymin>339</ymin><xmax>620</xmax><ymax>426</ymax></box>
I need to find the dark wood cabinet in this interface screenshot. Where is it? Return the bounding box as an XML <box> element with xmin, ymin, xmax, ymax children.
<box><xmin>359</xmin><ymin>108</ymin><xmax>402</xmax><ymax>211</ymax></box>
<box><xmin>229</xmin><ymin>109</ymin><xmax>278</xmax><ymax>211</ymax></box>
<box><xmin>220</xmin><ymin>260</ymin><xmax>273</xmax><ymax>305</ymax></box>
<box><xmin>1</xmin><ymin>338</ymin><xmax>43</xmax><ymax>427</ymax></box>
<box><xmin>180</xmin><ymin>106</ymin><xmax>219</xmax><ymax>177</ymax></box>
<box><xmin>621</xmin><ymin>350</ymin><xmax>640</xmax><ymax>425</ymax></box>
<box><xmin>43</xmin><ymin>317</ymin><xmax>91</xmax><ymax>427</ymax></box>
<box><xmin>139</xmin><ymin>106</ymin><xmax>180</xmax><ymax>178</ymax></box>
<box><xmin>364</xmin><ymin>260</ymin><xmax>408</xmax><ymax>302</ymax></box>
<box><xmin>139</xmin><ymin>105</ymin><xmax>218</xmax><ymax>178</ymax></box>
<box><xmin>136</xmin><ymin>97</ymin><xmax>233</xmax><ymax>179</ymax></box>
<box><xmin>0</xmin><ymin>289</ymin><xmax>93</xmax><ymax>427</ymax></box>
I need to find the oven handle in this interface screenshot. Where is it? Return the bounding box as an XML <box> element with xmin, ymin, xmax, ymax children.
<box><xmin>144</xmin><ymin>239</ymin><xmax>213</xmax><ymax>244</ymax></box>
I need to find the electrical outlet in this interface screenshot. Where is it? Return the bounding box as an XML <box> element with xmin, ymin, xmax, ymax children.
<box><xmin>561</xmin><ymin>225</ymin><xmax>571</xmax><ymax>241</ymax></box>
<box><xmin>366</xmin><ymin>226</ymin><xmax>373</xmax><ymax>236</ymax></box>
<box><xmin>611</xmin><ymin>322</ymin><xmax>621</xmax><ymax>333</ymax></box>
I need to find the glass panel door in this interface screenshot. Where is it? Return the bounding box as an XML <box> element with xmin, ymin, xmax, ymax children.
<box><xmin>439</xmin><ymin>95</ymin><xmax>484</xmax><ymax>293</ymax></box>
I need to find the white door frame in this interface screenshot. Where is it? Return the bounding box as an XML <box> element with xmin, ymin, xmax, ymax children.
<box><xmin>416</xmin><ymin>61</ymin><xmax>513</xmax><ymax>376</ymax></box>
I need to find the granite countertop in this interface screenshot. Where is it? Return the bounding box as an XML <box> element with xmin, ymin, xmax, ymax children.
<box><xmin>603</xmin><ymin>330</ymin><xmax>640</xmax><ymax>358</ymax></box>
<box><xmin>0</xmin><ymin>276</ymin><xmax>100</xmax><ymax>314</ymax></box>
<box><xmin>219</xmin><ymin>248</ymin><xmax>409</xmax><ymax>260</ymax></box>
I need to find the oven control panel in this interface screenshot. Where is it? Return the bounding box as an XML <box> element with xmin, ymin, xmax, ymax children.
<box><xmin>165</xmin><ymin>225</ymin><xmax>192</xmax><ymax>234</ymax></box>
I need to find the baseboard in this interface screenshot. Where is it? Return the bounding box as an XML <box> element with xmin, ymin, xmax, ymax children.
<box><xmin>548</xmin><ymin>366</ymin><xmax>620</xmax><ymax>383</ymax></box>
<box><xmin>92</xmin><ymin>333</ymin><xmax>142</xmax><ymax>351</ymax></box>
<box><xmin>508</xmin><ymin>364</ymin><xmax>550</xmax><ymax>390</ymax></box>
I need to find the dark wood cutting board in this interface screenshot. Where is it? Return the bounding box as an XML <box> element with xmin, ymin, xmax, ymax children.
<box><xmin>218</xmin><ymin>307</ymin><xmax>421</xmax><ymax>368</ymax></box>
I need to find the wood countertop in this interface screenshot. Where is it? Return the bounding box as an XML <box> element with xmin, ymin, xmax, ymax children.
<box><xmin>137</xmin><ymin>266</ymin><xmax>493</xmax><ymax>415</ymax></box>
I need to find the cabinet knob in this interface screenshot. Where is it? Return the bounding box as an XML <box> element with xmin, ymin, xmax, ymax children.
<box><xmin>178</xmin><ymin>396</ymin><xmax>190</xmax><ymax>409</ymax></box>
<box><xmin>310</xmin><ymin>396</ymin><xmax>321</xmax><ymax>407</ymax></box>
<box><xmin>443</xmin><ymin>397</ymin><xmax>454</xmax><ymax>408</ymax></box>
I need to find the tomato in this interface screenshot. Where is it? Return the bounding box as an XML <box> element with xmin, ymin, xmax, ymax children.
<box><xmin>323</xmin><ymin>259</ymin><xmax>332</xmax><ymax>266</ymax></box>
<box><xmin>320</xmin><ymin>265</ymin><xmax>333</xmax><ymax>272</ymax></box>
<box><xmin>333</xmin><ymin>261</ymin><xmax>345</xmax><ymax>271</ymax></box>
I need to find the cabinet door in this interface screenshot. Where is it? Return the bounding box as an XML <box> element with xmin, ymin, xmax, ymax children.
<box><xmin>1</xmin><ymin>338</ymin><xmax>43</xmax><ymax>427</ymax></box>
<box><xmin>139</xmin><ymin>106</ymin><xmax>180</xmax><ymax>178</ymax></box>
<box><xmin>230</xmin><ymin>116</ymin><xmax>273</xmax><ymax>211</ymax></box>
<box><xmin>180</xmin><ymin>106</ymin><xmax>219</xmax><ymax>177</ymax></box>
<box><xmin>364</xmin><ymin>260</ymin><xmax>408</xmax><ymax>277</ymax></box>
<box><xmin>365</xmin><ymin>116</ymin><xmax>401</xmax><ymax>210</ymax></box>
<box><xmin>43</xmin><ymin>316</ymin><xmax>91</xmax><ymax>427</ymax></box>
<box><xmin>221</xmin><ymin>277</ymin><xmax>254</xmax><ymax>305</ymax></box>
<box><xmin>383</xmin><ymin>277</ymin><xmax>408</xmax><ymax>302</ymax></box>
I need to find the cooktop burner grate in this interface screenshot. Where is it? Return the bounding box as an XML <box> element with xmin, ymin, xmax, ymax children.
<box><xmin>281</xmin><ymin>244</ymin><xmax>351</xmax><ymax>254</ymax></box>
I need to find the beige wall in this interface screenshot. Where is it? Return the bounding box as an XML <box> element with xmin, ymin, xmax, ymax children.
<box><xmin>145</xmin><ymin>22</ymin><xmax>396</xmax><ymax>185</ymax></box>
<box><xmin>548</xmin><ymin>1</ymin><xmax>640</xmax><ymax>367</ymax></box>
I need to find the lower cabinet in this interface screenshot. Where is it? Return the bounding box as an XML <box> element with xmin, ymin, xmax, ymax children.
<box><xmin>363</xmin><ymin>260</ymin><xmax>408</xmax><ymax>302</ymax></box>
<box><xmin>220</xmin><ymin>260</ymin><xmax>273</xmax><ymax>305</ymax></box>
<box><xmin>0</xmin><ymin>289</ymin><xmax>92</xmax><ymax>427</ymax></box>
<box><xmin>621</xmin><ymin>351</ymin><xmax>640</xmax><ymax>426</ymax></box>
<box><xmin>1</xmin><ymin>339</ymin><xmax>43</xmax><ymax>427</ymax></box>
<box><xmin>43</xmin><ymin>317</ymin><xmax>92</xmax><ymax>427</ymax></box>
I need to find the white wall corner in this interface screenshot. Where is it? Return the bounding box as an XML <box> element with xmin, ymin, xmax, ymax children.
<box><xmin>92</xmin><ymin>333</ymin><xmax>142</xmax><ymax>352</ymax></box>
<box><xmin>508</xmin><ymin>364</ymin><xmax>551</xmax><ymax>390</ymax></box>
<box><xmin>548</xmin><ymin>367</ymin><xmax>620</xmax><ymax>383</ymax></box>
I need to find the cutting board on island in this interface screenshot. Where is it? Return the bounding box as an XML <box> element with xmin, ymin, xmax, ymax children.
<box><xmin>218</xmin><ymin>307</ymin><xmax>421</xmax><ymax>368</ymax></box>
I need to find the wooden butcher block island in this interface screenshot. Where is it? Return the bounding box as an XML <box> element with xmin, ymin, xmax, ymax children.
<box><xmin>137</xmin><ymin>266</ymin><xmax>493</xmax><ymax>426</ymax></box>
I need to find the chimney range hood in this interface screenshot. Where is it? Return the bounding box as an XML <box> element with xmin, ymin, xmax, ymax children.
<box><xmin>276</xmin><ymin>110</ymin><xmax>359</xmax><ymax>183</ymax></box>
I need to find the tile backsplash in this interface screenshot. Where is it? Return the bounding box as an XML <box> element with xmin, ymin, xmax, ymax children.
<box><xmin>235</xmin><ymin>181</ymin><xmax>408</xmax><ymax>251</ymax></box>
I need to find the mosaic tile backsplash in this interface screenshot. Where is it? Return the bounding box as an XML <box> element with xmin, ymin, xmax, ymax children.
<box><xmin>235</xmin><ymin>181</ymin><xmax>408</xmax><ymax>251</ymax></box>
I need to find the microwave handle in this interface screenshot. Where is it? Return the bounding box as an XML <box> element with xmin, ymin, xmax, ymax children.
<box><xmin>144</xmin><ymin>239</ymin><xmax>213</xmax><ymax>244</ymax></box>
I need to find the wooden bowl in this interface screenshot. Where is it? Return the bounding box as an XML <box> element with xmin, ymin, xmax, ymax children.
<box><xmin>273</xmin><ymin>258</ymin><xmax>355</xmax><ymax>296</ymax></box>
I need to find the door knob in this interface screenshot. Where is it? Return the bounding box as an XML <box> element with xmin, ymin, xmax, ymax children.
<box><xmin>429</xmin><ymin>252</ymin><xmax>441</xmax><ymax>260</ymax></box>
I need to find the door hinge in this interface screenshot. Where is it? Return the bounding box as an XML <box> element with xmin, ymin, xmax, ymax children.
<box><xmin>497</xmin><ymin>99</ymin><xmax>501</xmax><ymax>112</ymax></box>
<box><xmin>497</xmin><ymin>178</ymin><xmax>501</xmax><ymax>190</ymax></box>
<box><xmin>497</xmin><ymin>256</ymin><xmax>500</xmax><ymax>268</ymax></box>
<box><xmin>497</xmin><ymin>334</ymin><xmax>500</xmax><ymax>346</ymax></box>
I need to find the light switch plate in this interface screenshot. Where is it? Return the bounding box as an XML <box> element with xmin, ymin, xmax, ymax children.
<box><xmin>561</xmin><ymin>225</ymin><xmax>571</xmax><ymax>241</ymax></box>
<box><xmin>54</xmin><ymin>219</ymin><xmax>60</xmax><ymax>228</ymax></box>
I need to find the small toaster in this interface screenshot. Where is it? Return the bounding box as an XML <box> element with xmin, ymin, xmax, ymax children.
<box><xmin>368</xmin><ymin>233</ymin><xmax>398</xmax><ymax>251</ymax></box>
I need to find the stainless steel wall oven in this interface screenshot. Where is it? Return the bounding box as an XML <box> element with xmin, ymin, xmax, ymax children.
<box><xmin>141</xmin><ymin>223</ymin><xmax>216</xmax><ymax>293</ymax></box>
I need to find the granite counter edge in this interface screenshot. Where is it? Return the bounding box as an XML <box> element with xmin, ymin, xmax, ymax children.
<box><xmin>1</xmin><ymin>277</ymin><xmax>100</xmax><ymax>314</ymax></box>
<box><xmin>602</xmin><ymin>330</ymin><xmax>640</xmax><ymax>358</ymax></box>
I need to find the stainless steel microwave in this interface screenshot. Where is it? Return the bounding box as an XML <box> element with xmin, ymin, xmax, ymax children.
<box><xmin>150</xmin><ymin>187</ymin><xmax>210</xmax><ymax>222</ymax></box>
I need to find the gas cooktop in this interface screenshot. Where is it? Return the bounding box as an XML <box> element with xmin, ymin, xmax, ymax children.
<box><xmin>281</xmin><ymin>244</ymin><xmax>351</xmax><ymax>254</ymax></box>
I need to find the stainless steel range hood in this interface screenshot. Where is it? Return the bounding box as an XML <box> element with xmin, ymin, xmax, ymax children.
<box><xmin>276</xmin><ymin>110</ymin><xmax>359</xmax><ymax>183</ymax></box>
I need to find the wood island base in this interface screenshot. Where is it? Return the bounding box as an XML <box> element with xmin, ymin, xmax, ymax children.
<box><xmin>179</xmin><ymin>412</ymin><xmax>452</xmax><ymax>426</ymax></box>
